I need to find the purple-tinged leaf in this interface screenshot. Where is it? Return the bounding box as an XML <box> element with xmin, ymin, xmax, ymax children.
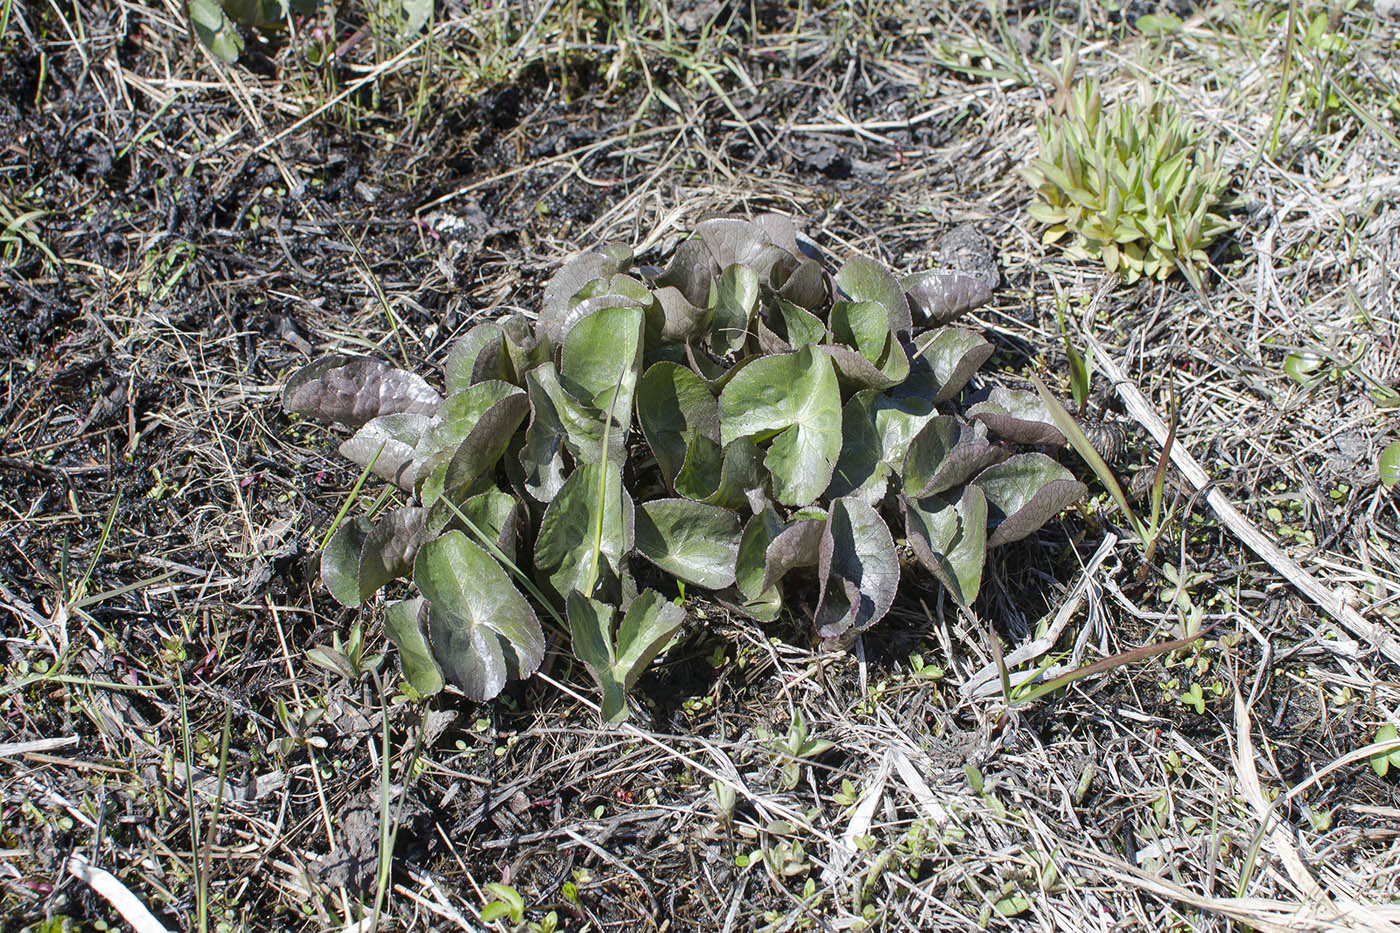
<box><xmin>283</xmin><ymin>355</ymin><xmax>441</xmax><ymax>428</ymax></box>
<box><xmin>828</xmin><ymin>391</ymin><xmax>937</xmax><ymax>503</ymax></box>
<box><xmin>903</xmin><ymin>416</ymin><xmax>1007</xmax><ymax>498</ymax></box>
<box><xmin>967</xmin><ymin>386</ymin><xmax>1067</xmax><ymax>447</ymax></box>
<box><xmin>358</xmin><ymin>506</ymin><xmax>429</xmax><ymax>602</ymax></box>
<box><xmin>339</xmin><ymin>412</ymin><xmax>434</xmax><ymax>491</ymax></box>
<box><xmin>815</xmin><ymin>497</ymin><xmax>899</xmax><ymax>640</ymax></box>
<box><xmin>973</xmin><ymin>453</ymin><xmax>1086</xmax><ymax>547</ymax></box>
<box><xmin>908</xmin><ymin>327</ymin><xmax>994</xmax><ymax>403</ymax></box>
<box><xmin>903</xmin><ymin>269</ymin><xmax>993</xmax><ymax>324</ymax></box>
<box><xmin>902</xmin><ymin>486</ymin><xmax>987</xmax><ymax>608</ymax></box>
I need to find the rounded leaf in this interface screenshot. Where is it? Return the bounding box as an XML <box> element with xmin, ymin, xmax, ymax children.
<box><xmin>719</xmin><ymin>345</ymin><xmax>842</xmax><ymax>507</ymax></box>
<box><xmin>534</xmin><ymin>463</ymin><xmax>635</xmax><ymax>602</ymax></box>
<box><xmin>321</xmin><ymin>516</ymin><xmax>372</xmax><ymax>608</ymax></box>
<box><xmin>1381</xmin><ymin>441</ymin><xmax>1400</xmax><ymax>488</ymax></box>
<box><xmin>414</xmin><ymin>531</ymin><xmax>544</xmax><ymax>701</ymax></box>
<box><xmin>903</xmin><ymin>486</ymin><xmax>987</xmax><ymax>608</ymax></box>
<box><xmin>634</xmin><ymin>499</ymin><xmax>743</xmax><ymax>590</ymax></box>
<box><xmin>339</xmin><ymin>412</ymin><xmax>434</xmax><ymax>491</ymax></box>
<box><xmin>973</xmin><ymin>453</ymin><xmax>1087</xmax><ymax>547</ymax></box>
<box><xmin>908</xmin><ymin>328</ymin><xmax>994</xmax><ymax>404</ymax></box>
<box><xmin>903</xmin><ymin>417</ymin><xmax>1007</xmax><ymax>498</ymax></box>
<box><xmin>967</xmin><ymin>386</ymin><xmax>1067</xmax><ymax>447</ymax></box>
<box><xmin>815</xmin><ymin>497</ymin><xmax>899</xmax><ymax>640</ymax></box>
<box><xmin>539</xmin><ymin>249</ymin><xmax>632</xmax><ymax>346</ymax></box>
<box><xmin>637</xmin><ymin>362</ymin><xmax>720</xmax><ymax>487</ymax></box>
<box><xmin>828</xmin><ymin>391</ymin><xmax>937</xmax><ymax>503</ymax></box>
<box><xmin>283</xmin><ymin>355</ymin><xmax>442</xmax><ymax>429</ymax></box>
<box><xmin>443</xmin><ymin>322</ymin><xmax>508</xmax><ymax>394</ymax></box>
<box><xmin>902</xmin><ymin>269</ymin><xmax>992</xmax><ymax>325</ymax></box>
<box><xmin>836</xmin><ymin>255</ymin><xmax>913</xmax><ymax>334</ymax></box>
<box><xmin>384</xmin><ymin>598</ymin><xmax>444</xmax><ymax>696</ymax></box>
<box><xmin>358</xmin><ymin>506</ymin><xmax>429</xmax><ymax>602</ymax></box>
<box><xmin>710</xmin><ymin>264</ymin><xmax>760</xmax><ymax>355</ymax></box>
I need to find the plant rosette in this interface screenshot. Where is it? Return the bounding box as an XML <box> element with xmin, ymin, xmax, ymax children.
<box><xmin>283</xmin><ymin>215</ymin><xmax>1085</xmax><ymax>720</ymax></box>
<box><xmin>1024</xmin><ymin>78</ymin><xmax>1233</xmax><ymax>290</ymax></box>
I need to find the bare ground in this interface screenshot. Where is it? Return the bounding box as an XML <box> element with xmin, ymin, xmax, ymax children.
<box><xmin>3</xmin><ymin>1</ymin><xmax>1400</xmax><ymax>931</ymax></box>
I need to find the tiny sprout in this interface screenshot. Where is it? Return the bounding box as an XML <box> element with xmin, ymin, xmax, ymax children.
<box><xmin>1379</xmin><ymin>441</ymin><xmax>1400</xmax><ymax>488</ymax></box>
<box><xmin>1370</xmin><ymin>724</ymin><xmax>1400</xmax><ymax>777</ymax></box>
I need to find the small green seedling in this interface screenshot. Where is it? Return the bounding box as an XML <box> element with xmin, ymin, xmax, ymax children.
<box><xmin>771</xmin><ymin>710</ymin><xmax>835</xmax><ymax>790</ymax></box>
<box><xmin>1370</xmin><ymin>724</ymin><xmax>1400</xmax><ymax>777</ymax></box>
<box><xmin>480</xmin><ymin>882</ymin><xmax>525</xmax><ymax>926</ymax></box>
<box><xmin>306</xmin><ymin>620</ymin><xmax>384</xmax><ymax>681</ymax></box>
<box><xmin>1379</xmin><ymin>441</ymin><xmax>1400</xmax><ymax>489</ymax></box>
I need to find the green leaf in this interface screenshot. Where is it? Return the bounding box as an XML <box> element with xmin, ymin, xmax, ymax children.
<box><xmin>836</xmin><ymin>255</ymin><xmax>913</xmax><ymax>334</ymax></box>
<box><xmin>827</xmin><ymin>390</ymin><xmax>937</xmax><ymax>502</ymax></box>
<box><xmin>520</xmin><ymin>364</ymin><xmax>593</xmax><ymax>501</ymax></box>
<box><xmin>413</xmin><ymin>531</ymin><xmax>545</xmax><ymax>701</ymax></box>
<box><xmin>973</xmin><ymin>453</ymin><xmax>1086</xmax><ymax>547</ymax></box>
<box><xmin>735</xmin><ymin>506</ymin><xmax>788</xmax><ymax>601</ymax></box>
<box><xmin>559</xmin><ymin>305</ymin><xmax>644</xmax><ymax>415</ymax></box>
<box><xmin>908</xmin><ymin>327</ymin><xmax>994</xmax><ymax>403</ymax></box>
<box><xmin>429</xmin><ymin>489</ymin><xmax>519</xmax><ymax>562</ymax></box>
<box><xmin>384</xmin><ymin>598</ymin><xmax>444</xmax><ymax>696</ymax></box>
<box><xmin>322</xmin><ymin>516</ymin><xmax>373</xmax><ymax>608</ymax></box>
<box><xmin>719</xmin><ymin>345</ymin><xmax>842</xmax><ymax>507</ymax></box>
<box><xmin>828</xmin><ymin>300</ymin><xmax>909</xmax><ymax>387</ymax></box>
<box><xmin>534</xmin><ymin>462</ymin><xmax>634</xmax><ymax>602</ymax></box>
<box><xmin>902</xmin><ymin>416</ymin><xmax>1007</xmax><ymax>498</ymax></box>
<box><xmin>1284</xmin><ymin>352</ymin><xmax>1325</xmax><ymax>386</ymax></box>
<box><xmin>1370</xmin><ymin>724</ymin><xmax>1400</xmax><ymax>777</ymax></box>
<box><xmin>569</xmin><ymin>589</ymin><xmax>685</xmax><ymax>723</ymax></box>
<box><xmin>419</xmin><ymin>381</ymin><xmax>529</xmax><ymax>491</ymax></box>
<box><xmin>830</xmin><ymin>300</ymin><xmax>890</xmax><ymax>361</ymax></box>
<box><xmin>539</xmin><ymin>248</ymin><xmax>632</xmax><ymax>346</ymax></box>
<box><xmin>283</xmin><ymin>355</ymin><xmax>442</xmax><ymax>429</ymax></box>
<box><xmin>967</xmin><ymin>386</ymin><xmax>1067</xmax><ymax>446</ymax></box>
<box><xmin>711</xmin><ymin>264</ymin><xmax>760</xmax><ymax>355</ymax></box>
<box><xmin>443</xmin><ymin>321</ymin><xmax>508</xmax><ymax>394</ymax></box>
<box><xmin>673</xmin><ymin>435</ymin><xmax>765</xmax><ymax>510</ymax></box>
<box><xmin>189</xmin><ymin>0</ymin><xmax>244</xmax><ymax>62</ymax></box>
<box><xmin>381</xmin><ymin>0</ymin><xmax>432</xmax><ymax>35</ymax></box>
<box><xmin>771</xmin><ymin>298</ymin><xmax>828</xmax><ymax>350</ymax></box>
<box><xmin>636</xmin><ymin>362</ymin><xmax>720</xmax><ymax>488</ymax></box>
<box><xmin>903</xmin><ymin>486</ymin><xmax>987</xmax><ymax>608</ymax></box>
<box><xmin>1136</xmin><ymin>12</ymin><xmax>1182</xmax><ymax>34</ymax></box>
<box><xmin>1381</xmin><ymin>441</ymin><xmax>1400</xmax><ymax>489</ymax></box>
<box><xmin>634</xmin><ymin>499</ymin><xmax>743</xmax><ymax>590</ymax></box>
<box><xmin>814</xmin><ymin>497</ymin><xmax>899</xmax><ymax>640</ymax></box>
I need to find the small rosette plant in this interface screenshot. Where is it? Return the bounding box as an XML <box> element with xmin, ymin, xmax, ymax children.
<box><xmin>283</xmin><ymin>215</ymin><xmax>1085</xmax><ymax>720</ymax></box>
<box><xmin>1024</xmin><ymin>78</ymin><xmax>1232</xmax><ymax>290</ymax></box>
